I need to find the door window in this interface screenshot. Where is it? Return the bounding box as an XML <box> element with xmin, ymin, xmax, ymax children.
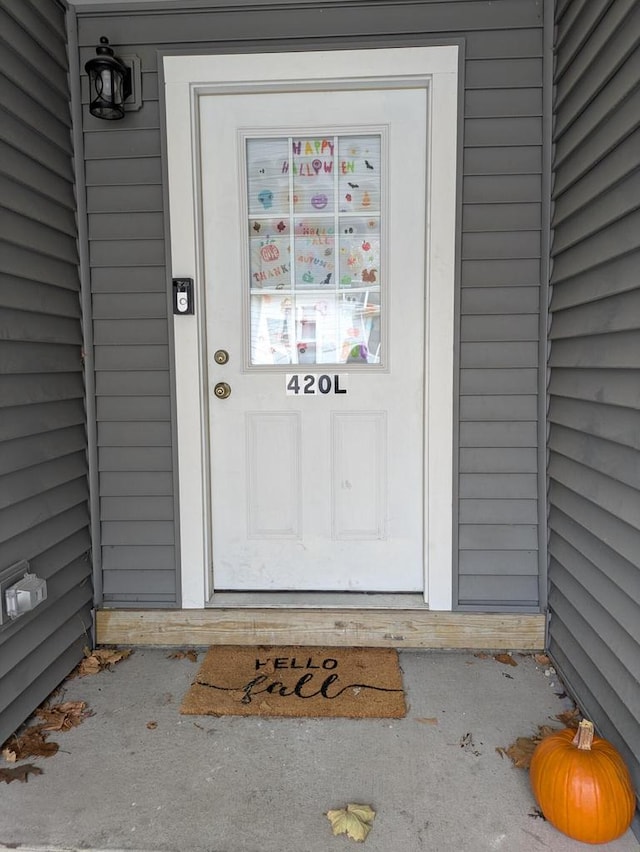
<box><xmin>246</xmin><ymin>134</ymin><xmax>382</xmax><ymax>366</ymax></box>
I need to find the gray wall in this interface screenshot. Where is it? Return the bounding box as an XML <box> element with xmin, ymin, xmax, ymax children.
<box><xmin>0</xmin><ymin>0</ymin><xmax>92</xmax><ymax>745</ymax></box>
<box><xmin>548</xmin><ymin>0</ymin><xmax>640</xmax><ymax>817</ymax></box>
<box><xmin>72</xmin><ymin>0</ymin><xmax>549</xmax><ymax>610</ymax></box>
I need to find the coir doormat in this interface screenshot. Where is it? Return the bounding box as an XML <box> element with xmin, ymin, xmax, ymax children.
<box><xmin>180</xmin><ymin>646</ymin><xmax>406</xmax><ymax>719</ymax></box>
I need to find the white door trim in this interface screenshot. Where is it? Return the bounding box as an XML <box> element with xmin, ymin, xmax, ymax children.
<box><xmin>164</xmin><ymin>46</ymin><xmax>459</xmax><ymax>610</ymax></box>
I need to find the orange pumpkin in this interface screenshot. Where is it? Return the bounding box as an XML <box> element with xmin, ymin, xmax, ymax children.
<box><xmin>529</xmin><ymin>719</ymin><xmax>636</xmax><ymax>844</ymax></box>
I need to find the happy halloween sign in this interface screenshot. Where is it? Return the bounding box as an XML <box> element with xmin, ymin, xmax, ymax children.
<box><xmin>246</xmin><ymin>133</ymin><xmax>381</xmax><ymax>291</ymax></box>
<box><xmin>180</xmin><ymin>646</ymin><xmax>406</xmax><ymax>719</ymax></box>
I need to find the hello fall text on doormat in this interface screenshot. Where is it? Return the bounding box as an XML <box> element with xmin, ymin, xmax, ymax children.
<box><xmin>180</xmin><ymin>646</ymin><xmax>406</xmax><ymax>719</ymax></box>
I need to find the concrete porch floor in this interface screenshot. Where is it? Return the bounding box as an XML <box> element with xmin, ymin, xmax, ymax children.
<box><xmin>0</xmin><ymin>649</ymin><xmax>637</xmax><ymax>852</ymax></box>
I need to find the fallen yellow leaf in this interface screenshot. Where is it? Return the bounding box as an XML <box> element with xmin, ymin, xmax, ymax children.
<box><xmin>2</xmin><ymin>748</ymin><xmax>17</xmax><ymax>763</ymax></box>
<box><xmin>327</xmin><ymin>803</ymin><xmax>375</xmax><ymax>842</ymax></box>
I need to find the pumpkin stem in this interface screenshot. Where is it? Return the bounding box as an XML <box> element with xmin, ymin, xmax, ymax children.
<box><xmin>572</xmin><ymin>719</ymin><xmax>594</xmax><ymax>750</ymax></box>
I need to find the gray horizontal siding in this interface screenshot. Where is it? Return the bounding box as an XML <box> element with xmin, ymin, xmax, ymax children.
<box><xmin>77</xmin><ymin>3</ymin><xmax>544</xmax><ymax>46</ymax></box>
<box><xmin>0</xmin><ymin>0</ymin><xmax>92</xmax><ymax>747</ymax></box>
<box><xmin>74</xmin><ymin>0</ymin><xmax>547</xmax><ymax>610</ymax></box>
<box><xmin>549</xmin><ymin>0</ymin><xmax>640</xmax><ymax>816</ymax></box>
<box><xmin>459</xmin><ymin>119</ymin><xmax>542</xmax><ymax>616</ymax></box>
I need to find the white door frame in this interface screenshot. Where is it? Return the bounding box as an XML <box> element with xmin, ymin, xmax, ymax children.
<box><xmin>164</xmin><ymin>46</ymin><xmax>459</xmax><ymax>610</ymax></box>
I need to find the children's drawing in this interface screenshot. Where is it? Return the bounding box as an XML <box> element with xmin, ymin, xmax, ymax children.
<box><xmin>246</xmin><ymin>133</ymin><xmax>383</xmax><ymax>365</ymax></box>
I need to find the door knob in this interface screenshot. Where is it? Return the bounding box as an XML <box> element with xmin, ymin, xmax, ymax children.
<box><xmin>214</xmin><ymin>381</ymin><xmax>231</xmax><ymax>399</ymax></box>
<box><xmin>214</xmin><ymin>349</ymin><xmax>229</xmax><ymax>364</ymax></box>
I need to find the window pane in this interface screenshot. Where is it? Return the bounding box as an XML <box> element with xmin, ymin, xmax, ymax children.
<box><xmin>246</xmin><ymin>133</ymin><xmax>382</xmax><ymax>366</ymax></box>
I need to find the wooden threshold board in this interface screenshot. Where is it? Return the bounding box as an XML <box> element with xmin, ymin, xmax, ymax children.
<box><xmin>96</xmin><ymin>609</ymin><xmax>546</xmax><ymax>650</ymax></box>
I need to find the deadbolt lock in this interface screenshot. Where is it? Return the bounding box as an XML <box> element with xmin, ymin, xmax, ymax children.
<box><xmin>214</xmin><ymin>349</ymin><xmax>229</xmax><ymax>365</ymax></box>
<box><xmin>214</xmin><ymin>381</ymin><xmax>231</xmax><ymax>399</ymax></box>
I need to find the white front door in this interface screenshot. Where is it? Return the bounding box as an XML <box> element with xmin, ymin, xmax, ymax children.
<box><xmin>200</xmin><ymin>90</ymin><xmax>426</xmax><ymax>591</ymax></box>
<box><xmin>164</xmin><ymin>48</ymin><xmax>457</xmax><ymax>608</ymax></box>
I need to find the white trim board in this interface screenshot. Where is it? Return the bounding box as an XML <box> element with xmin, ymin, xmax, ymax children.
<box><xmin>164</xmin><ymin>46</ymin><xmax>459</xmax><ymax>610</ymax></box>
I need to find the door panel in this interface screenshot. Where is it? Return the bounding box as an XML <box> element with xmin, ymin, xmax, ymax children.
<box><xmin>200</xmin><ymin>89</ymin><xmax>427</xmax><ymax>591</ymax></box>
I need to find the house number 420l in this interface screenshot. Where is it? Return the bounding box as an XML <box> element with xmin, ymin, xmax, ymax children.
<box><xmin>285</xmin><ymin>374</ymin><xmax>348</xmax><ymax>395</ymax></box>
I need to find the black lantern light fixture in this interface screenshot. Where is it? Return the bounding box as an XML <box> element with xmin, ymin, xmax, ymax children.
<box><xmin>85</xmin><ymin>37</ymin><xmax>132</xmax><ymax>120</ymax></box>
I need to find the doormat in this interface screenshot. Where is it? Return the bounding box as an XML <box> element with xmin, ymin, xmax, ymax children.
<box><xmin>180</xmin><ymin>646</ymin><xmax>406</xmax><ymax>719</ymax></box>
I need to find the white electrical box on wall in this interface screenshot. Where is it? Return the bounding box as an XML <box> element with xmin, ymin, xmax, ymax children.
<box><xmin>5</xmin><ymin>573</ymin><xmax>47</xmax><ymax>619</ymax></box>
<box><xmin>0</xmin><ymin>560</ymin><xmax>47</xmax><ymax>625</ymax></box>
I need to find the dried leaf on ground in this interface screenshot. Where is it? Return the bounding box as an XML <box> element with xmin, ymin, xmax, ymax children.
<box><xmin>1</xmin><ymin>728</ymin><xmax>59</xmax><ymax>762</ymax></box>
<box><xmin>0</xmin><ymin>764</ymin><xmax>43</xmax><ymax>784</ymax></box>
<box><xmin>473</xmin><ymin>652</ymin><xmax>490</xmax><ymax>659</ymax></box>
<box><xmin>167</xmin><ymin>650</ymin><xmax>198</xmax><ymax>662</ymax></box>
<box><xmin>496</xmin><ymin>725</ymin><xmax>559</xmax><ymax>769</ymax></box>
<box><xmin>533</xmin><ymin>653</ymin><xmax>550</xmax><ymax>665</ymax></box>
<box><xmin>35</xmin><ymin>701</ymin><xmax>90</xmax><ymax>732</ymax></box>
<box><xmin>2</xmin><ymin>698</ymin><xmax>92</xmax><ymax>762</ymax></box>
<box><xmin>326</xmin><ymin>803</ymin><xmax>375</xmax><ymax>842</ymax></box>
<box><xmin>146</xmin><ymin>721</ymin><xmax>158</xmax><ymax>730</ymax></box>
<box><xmin>72</xmin><ymin>647</ymin><xmax>133</xmax><ymax>677</ymax></box>
<box><xmin>494</xmin><ymin>653</ymin><xmax>518</xmax><ymax>667</ymax></box>
<box><xmin>555</xmin><ymin>707</ymin><xmax>580</xmax><ymax>728</ymax></box>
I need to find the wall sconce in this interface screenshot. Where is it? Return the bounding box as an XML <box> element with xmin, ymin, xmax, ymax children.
<box><xmin>85</xmin><ymin>37</ymin><xmax>132</xmax><ymax>120</ymax></box>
